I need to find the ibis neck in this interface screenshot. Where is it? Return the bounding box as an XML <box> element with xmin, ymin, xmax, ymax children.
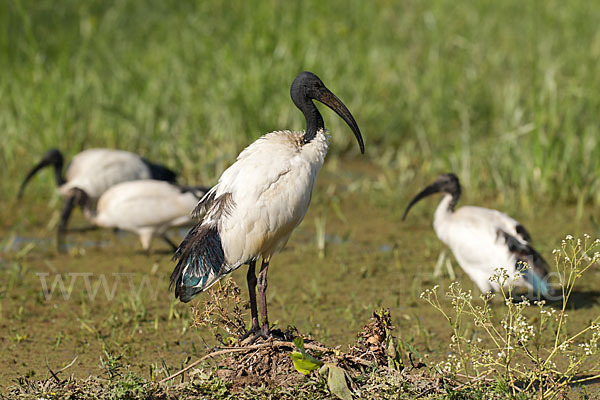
<box><xmin>53</xmin><ymin>162</ymin><xmax>66</xmax><ymax>187</ymax></box>
<box><xmin>448</xmin><ymin>190</ymin><xmax>460</xmax><ymax>212</ymax></box>
<box><xmin>302</xmin><ymin>101</ymin><xmax>324</xmax><ymax>145</ymax></box>
<box><xmin>434</xmin><ymin>193</ymin><xmax>459</xmax><ymax>223</ymax></box>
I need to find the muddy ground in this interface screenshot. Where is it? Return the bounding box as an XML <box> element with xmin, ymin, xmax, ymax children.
<box><xmin>1</xmin><ymin>160</ymin><xmax>599</xmax><ymax>396</ymax></box>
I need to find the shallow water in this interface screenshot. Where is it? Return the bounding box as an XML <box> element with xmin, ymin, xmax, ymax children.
<box><xmin>1</xmin><ymin>161</ymin><xmax>599</xmax><ymax>392</ymax></box>
<box><xmin>5</xmin><ymin>235</ymin><xmax>113</xmax><ymax>253</ymax></box>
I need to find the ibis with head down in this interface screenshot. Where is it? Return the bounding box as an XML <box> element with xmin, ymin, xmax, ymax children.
<box><xmin>85</xmin><ymin>180</ymin><xmax>208</xmax><ymax>252</ymax></box>
<box><xmin>18</xmin><ymin>148</ymin><xmax>177</xmax><ymax>248</ymax></box>
<box><xmin>403</xmin><ymin>173</ymin><xmax>555</xmax><ymax>299</ymax></box>
<box><xmin>170</xmin><ymin>71</ymin><xmax>364</xmax><ymax>339</ymax></box>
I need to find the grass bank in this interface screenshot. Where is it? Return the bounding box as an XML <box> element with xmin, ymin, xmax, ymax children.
<box><xmin>1</xmin><ymin>0</ymin><xmax>600</xmax><ymax>208</ymax></box>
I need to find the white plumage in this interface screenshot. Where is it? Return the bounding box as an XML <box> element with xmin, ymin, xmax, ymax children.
<box><xmin>60</xmin><ymin>149</ymin><xmax>160</xmax><ymax>200</ymax></box>
<box><xmin>199</xmin><ymin>130</ymin><xmax>328</xmax><ymax>283</ymax></box>
<box><xmin>433</xmin><ymin>196</ymin><xmax>530</xmax><ymax>292</ymax></box>
<box><xmin>87</xmin><ymin>180</ymin><xmax>206</xmax><ymax>251</ymax></box>
<box><xmin>18</xmin><ymin>148</ymin><xmax>176</xmax><ymax>248</ymax></box>
<box><xmin>171</xmin><ymin>71</ymin><xmax>364</xmax><ymax>339</ymax></box>
<box><xmin>403</xmin><ymin>173</ymin><xmax>554</xmax><ymax>299</ymax></box>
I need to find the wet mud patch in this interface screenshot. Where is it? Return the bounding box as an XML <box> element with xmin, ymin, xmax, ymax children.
<box><xmin>6</xmin><ymin>307</ymin><xmax>436</xmax><ymax>400</ymax></box>
<box><xmin>3</xmin><ymin>163</ymin><xmax>600</xmax><ymax>397</ymax></box>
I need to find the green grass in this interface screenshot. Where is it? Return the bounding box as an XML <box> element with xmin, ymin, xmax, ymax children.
<box><xmin>1</xmin><ymin>0</ymin><xmax>600</xmax><ymax>207</ymax></box>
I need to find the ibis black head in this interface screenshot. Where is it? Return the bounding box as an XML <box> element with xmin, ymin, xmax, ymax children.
<box><xmin>402</xmin><ymin>173</ymin><xmax>461</xmax><ymax>220</ymax></box>
<box><xmin>290</xmin><ymin>71</ymin><xmax>364</xmax><ymax>154</ymax></box>
<box><xmin>18</xmin><ymin>149</ymin><xmax>65</xmax><ymax>199</ymax></box>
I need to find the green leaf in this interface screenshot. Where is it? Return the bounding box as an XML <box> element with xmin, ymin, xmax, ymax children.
<box><xmin>403</xmin><ymin>340</ymin><xmax>423</xmax><ymax>360</ymax></box>
<box><xmin>290</xmin><ymin>337</ymin><xmax>324</xmax><ymax>375</ymax></box>
<box><xmin>387</xmin><ymin>337</ymin><xmax>404</xmax><ymax>370</ymax></box>
<box><xmin>324</xmin><ymin>364</ymin><xmax>353</xmax><ymax>400</ymax></box>
<box><xmin>290</xmin><ymin>351</ymin><xmax>323</xmax><ymax>375</ymax></box>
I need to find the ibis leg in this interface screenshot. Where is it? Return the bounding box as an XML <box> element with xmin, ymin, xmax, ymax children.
<box><xmin>161</xmin><ymin>234</ymin><xmax>178</xmax><ymax>251</ymax></box>
<box><xmin>240</xmin><ymin>261</ymin><xmax>259</xmax><ymax>340</ymax></box>
<box><xmin>257</xmin><ymin>259</ymin><xmax>270</xmax><ymax>336</ymax></box>
<box><xmin>57</xmin><ymin>194</ymin><xmax>77</xmax><ymax>252</ymax></box>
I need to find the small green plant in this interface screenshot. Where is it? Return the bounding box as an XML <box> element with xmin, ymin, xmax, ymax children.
<box><xmin>109</xmin><ymin>371</ymin><xmax>147</xmax><ymax>400</ymax></box>
<box><xmin>99</xmin><ymin>348</ymin><xmax>154</xmax><ymax>399</ymax></box>
<box><xmin>11</xmin><ymin>332</ymin><xmax>29</xmax><ymax>343</ymax></box>
<box><xmin>422</xmin><ymin>235</ymin><xmax>600</xmax><ymax>398</ymax></box>
<box><xmin>100</xmin><ymin>349</ymin><xmax>125</xmax><ymax>380</ymax></box>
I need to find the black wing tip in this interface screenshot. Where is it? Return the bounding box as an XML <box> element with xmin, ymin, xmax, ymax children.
<box><xmin>169</xmin><ymin>230</ymin><xmax>191</xmax><ymax>299</ymax></box>
<box><xmin>169</xmin><ymin>223</ymin><xmax>224</xmax><ymax>303</ymax></box>
<box><xmin>177</xmin><ymin>291</ymin><xmax>194</xmax><ymax>303</ymax></box>
<box><xmin>516</xmin><ymin>224</ymin><xmax>532</xmax><ymax>243</ymax></box>
<box><xmin>191</xmin><ymin>190</ymin><xmax>216</xmax><ymax>219</ymax></box>
<box><xmin>500</xmin><ymin>230</ymin><xmax>530</xmax><ymax>255</ymax></box>
<box><xmin>170</xmin><ymin>260</ymin><xmax>200</xmax><ymax>304</ymax></box>
<box><xmin>169</xmin><ymin>259</ymin><xmax>190</xmax><ymax>302</ymax></box>
<box><xmin>141</xmin><ymin>158</ymin><xmax>178</xmax><ymax>183</ymax></box>
<box><xmin>169</xmin><ymin>239</ymin><xmax>189</xmax><ymax>288</ymax></box>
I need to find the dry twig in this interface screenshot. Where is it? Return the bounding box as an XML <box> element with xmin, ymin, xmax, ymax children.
<box><xmin>158</xmin><ymin>339</ymin><xmax>385</xmax><ymax>384</ymax></box>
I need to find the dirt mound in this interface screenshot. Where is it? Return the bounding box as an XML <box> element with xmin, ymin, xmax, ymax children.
<box><xmin>7</xmin><ymin>280</ymin><xmax>448</xmax><ymax>399</ymax></box>
<box><xmin>180</xmin><ymin>279</ymin><xmax>402</xmax><ymax>391</ymax></box>
<box><xmin>5</xmin><ymin>306</ymin><xmax>448</xmax><ymax>400</ymax></box>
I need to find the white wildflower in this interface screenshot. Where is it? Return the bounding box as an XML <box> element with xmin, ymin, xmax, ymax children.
<box><xmin>579</xmin><ymin>343</ymin><xmax>593</xmax><ymax>356</ymax></box>
<box><xmin>558</xmin><ymin>341</ymin><xmax>570</xmax><ymax>351</ymax></box>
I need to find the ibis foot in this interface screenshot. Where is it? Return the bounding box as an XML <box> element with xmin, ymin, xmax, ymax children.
<box><xmin>247</xmin><ymin>328</ymin><xmax>272</xmax><ymax>345</ymax></box>
<box><xmin>240</xmin><ymin>325</ymin><xmax>273</xmax><ymax>345</ymax></box>
<box><xmin>239</xmin><ymin>325</ymin><xmax>260</xmax><ymax>342</ymax></box>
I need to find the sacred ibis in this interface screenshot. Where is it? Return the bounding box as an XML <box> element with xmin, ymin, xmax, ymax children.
<box><xmin>170</xmin><ymin>71</ymin><xmax>364</xmax><ymax>339</ymax></box>
<box><xmin>85</xmin><ymin>180</ymin><xmax>208</xmax><ymax>252</ymax></box>
<box><xmin>402</xmin><ymin>173</ymin><xmax>555</xmax><ymax>299</ymax></box>
<box><xmin>18</xmin><ymin>148</ymin><xmax>177</xmax><ymax>249</ymax></box>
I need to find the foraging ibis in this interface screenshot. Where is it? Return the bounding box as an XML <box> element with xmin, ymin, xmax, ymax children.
<box><xmin>86</xmin><ymin>180</ymin><xmax>208</xmax><ymax>251</ymax></box>
<box><xmin>18</xmin><ymin>148</ymin><xmax>177</xmax><ymax>249</ymax></box>
<box><xmin>403</xmin><ymin>173</ymin><xmax>555</xmax><ymax>299</ymax></box>
<box><xmin>170</xmin><ymin>71</ymin><xmax>364</xmax><ymax>339</ymax></box>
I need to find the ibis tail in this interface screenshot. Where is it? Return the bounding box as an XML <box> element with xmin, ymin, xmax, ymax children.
<box><xmin>170</xmin><ymin>225</ymin><xmax>228</xmax><ymax>302</ymax></box>
<box><xmin>502</xmin><ymin>230</ymin><xmax>558</xmax><ymax>300</ymax></box>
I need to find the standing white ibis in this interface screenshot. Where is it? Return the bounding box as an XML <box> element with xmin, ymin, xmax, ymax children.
<box><xmin>402</xmin><ymin>173</ymin><xmax>555</xmax><ymax>299</ymax></box>
<box><xmin>18</xmin><ymin>148</ymin><xmax>177</xmax><ymax>249</ymax></box>
<box><xmin>170</xmin><ymin>71</ymin><xmax>364</xmax><ymax>339</ymax></box>
<box><xmin>85</xmin><ymin>180</ymin><xmax>208</xmax><ymax>251</ymax></box>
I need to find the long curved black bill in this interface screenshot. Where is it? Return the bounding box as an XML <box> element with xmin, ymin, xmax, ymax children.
<box><xmin>402</xmin><ymin>183</ymin><xmax>441</xmax><ymax>220</ymax></box>
<box><xmin>18</xmin><ymin>159</ymin><xmax>51</xmax><ymax>199</ymax></box>
<box><xmin>317</xmin><ymin>89</ymin><xmax>365</xmax><ymax>154</ymax></box>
